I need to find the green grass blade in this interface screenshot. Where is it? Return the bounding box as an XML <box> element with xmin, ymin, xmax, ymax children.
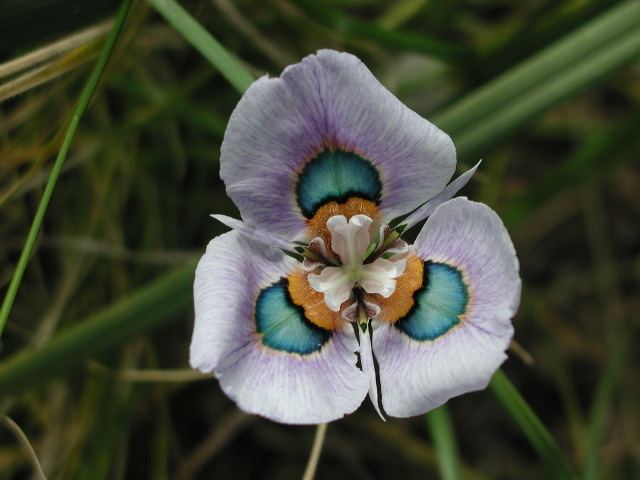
<box><xmin>583</xmin><ymin>339</ymin><xmax>628</xmax><ymax>480</ymax></box>
<box><xmin>490</xmin><ymin>370</ymin><xmax>577</xmax><ymax>480</ymax></box>
<box><xmin>449</xmin><ymin>25</ymin><xmax>640</xmax><ymax>158</ymax></box>
<box><xmin>426</xmin><ymin>406</ymin><xmax>460</xmax><ymax>480</ymax></box>
<box><xmin>0</xmin><ymin>0</ymin><xmax>134</xmax><ymax>338</ymax></box>
<box><xmin>295</xmin><ymin>0</ymin><xmax>470</xmax><ymax>62</ymax></box>
<box><xmin>0</xmin><ymin>263</ymin><xmax>195</xmax><ymax>396</ymax></box>
<box><xmin>378</xmin><ymin>0</ymin><xmax>429</xmax><ymax>30</ymax></box>
<box><xmin>145</xmin><ymin>0</ymin><xmax>253</xmax><ymax>94</ymax></box>
<box><xmin>478</xmin><ymin>0</ymin><xmax>617</xmax><ymax>77</ymax></box>
<box><xmin>435</xmin><ymin>0</ymin><xmax>640</xmax><ymax>135</ymax></box>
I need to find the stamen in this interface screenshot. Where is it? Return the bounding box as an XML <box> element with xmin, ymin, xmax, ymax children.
<box><xmin>307</xmin><ymin>214</ymin><xmax>407</xmax><ymax>314</ymax></box>
<box><xmin>308</xmin><ymin>237</ymin><xmax>329</xmax><ymax>258</ymax></box>
<box><xmin>363</xmin><ymin>299</ymin><xmax>381</xmax><ymax>320</ymax></box>
<box><xmin>341</xmin><ymin>301</ymin><xmax>359</xmax><ymax>322</ymax></box>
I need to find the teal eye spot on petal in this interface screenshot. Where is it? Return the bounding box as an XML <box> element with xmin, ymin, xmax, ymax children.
<box><xmin>395</xmin><ymin>261</ymin><xmax>469</xmax><ymax>341</ymax></box>
<box><xmin>296</xmin><ymin>149</ymin><xmax>382</xmax><ymax>218</ymax></box>
<box><xmin>256</xmin><ymin>278</ymin><xmax>332</xmax><ymax>354</ymax></box>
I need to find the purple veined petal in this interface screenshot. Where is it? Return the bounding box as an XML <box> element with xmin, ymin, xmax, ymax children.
<box><xmin>400</xmin><ymin>160</ymin><xmax>481</xmax><ymax>230</ymax></box>
<box><xmin>374</xmin><ymin>198</ymin><xmax>520</xmax><ymax>417</ymax></box>
<box><xmin>221</xmin><ymin>49</ymin><xmax>456</xmax><ymax>239</ymax></box>
<box><xmin>211</xmin><ymin>214</ymin><xmax>293</xmax><ymax>251</ymax></box>
<box><xmin>191</xmin><ymin>231</ymin><xmax>369</xmax><ymax>424</ymax></box>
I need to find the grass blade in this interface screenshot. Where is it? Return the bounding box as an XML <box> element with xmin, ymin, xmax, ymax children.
<box><xmin>0</xmin><ymin>41</ymin><xmax>102</xmax><ymax>102</ymax></box>
<box><xmin>435</xmin><ymin>0</ymin><xmax>640</xmax><ymax>135</ymax></box>
<box><xmin>145</xmin><ymin>0</ymin><xmax>253</xmax><ymax>94</ymax></box>
<box><xmin>0</xmin><ymin>263</ymin><xmax>195</xmax><ymax>396</ymax></box>
<box><xmin>0</xmin><ymin>20</ymin><xmax>112</xmax><ymax>81</ymax></box>
<box><xmin>294</xmin><ymin>0</ymin><xmax>471</xmax><ymax>62</ymax></box>
<box><xmin>449</xmin><ymin>25</ymin><xmax>640</xmax><ymax>158</ymax></box>
<box><xmin>583</xmin><ymin>318</ymin><xmax>628</xmax><ymax>480</ymax></box>
<box><xmin>490</xmin><ymin>370</ymin><xmax>577</xmax><ymax>480</ymax></box>
<box><xmin>1</xmin><ymin>416</ymin><xmax>47</xmax><ymax>480</ymax></box>
<box><xmin>426</xmin><ymin>406</ymin><xmax>460</xmax><ymax>480</ymax></box>
<box><xmin>0</xmin><ymin>0</ymin><xmax>134</xmax><ymax>337</ymax></box>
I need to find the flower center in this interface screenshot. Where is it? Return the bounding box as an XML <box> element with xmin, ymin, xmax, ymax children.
<box><xmin>306</xmin><ymin>214</ymin><xmax>408</xmax><ymax>316</ymax></box>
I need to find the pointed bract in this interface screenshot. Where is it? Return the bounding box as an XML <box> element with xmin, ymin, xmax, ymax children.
<box><xmin>401</xmin><ymin>160</ymin><xmax>481</xmax><ymax>230</ymax></box>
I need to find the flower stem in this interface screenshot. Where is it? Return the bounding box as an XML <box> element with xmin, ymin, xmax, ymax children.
<box><xmin>302</xmin><ymin>423</ymin><xmax>328</xmax><ymax>480</ymax></box>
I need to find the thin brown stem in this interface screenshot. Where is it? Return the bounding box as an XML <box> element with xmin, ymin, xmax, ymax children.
<box><xmin>2</xmin><ymin>415</ymin><xmax>47</xmax><ymax>480</ymax></box>
<box><xmin>302</xmin><ymin>423</ymin><xmax>328</xmax><ymax>480</ymax></box>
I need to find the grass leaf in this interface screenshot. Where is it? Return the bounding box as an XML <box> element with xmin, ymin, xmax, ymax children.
<box><xmin>426</xmin><ymin>406</ymin><xmax>460</xmax><ymax>480</ymax></box>
<box><xmin>294</xmin><ymin>0</ymin><xmax>471</xmax><ymax>62</ymax></box>
<box><xmin>0</xmin><ymin>263</ymin><xmax>194</xmax><ymax>396</ymax></box>
<box><xmin>448</xmin><ymin>24</ymin><xmax>640</xmax><ymax>158</ymax></box>
<box><xmin>145</xmin><ymin>0</ymin><xmax>253</xmax><ymax>94</ymax></box>
<box><xmin>490</xmin><ymin>370</ymin><xmax>577</xmax><ymax>480</ymax></box>
<box><xmin>435</xmin><ymin>0</ymin><xmax>640</xmax><ymax>134</ymax></box>
<box><xmin>0</xmin><ymin>0</ymin><xmax>135</xmax><ymax>337</ymax></box>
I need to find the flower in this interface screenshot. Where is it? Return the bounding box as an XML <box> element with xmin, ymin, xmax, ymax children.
<box><xmin>190</xmin><ymin>50</ymin><xmax>521</xmax><ymax>424</ymax></box>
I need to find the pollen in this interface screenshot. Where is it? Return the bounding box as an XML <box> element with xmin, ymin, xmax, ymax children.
<box><xmin>307</xmin><ymin>197</ymin><xmax>380</xmax><ymax>247</ymax></box>
<box><xmin>374</xmin><ymin>253</ymin><xmax>424</xmax><ymax>324</ymax></box>
<box><xmin>288</xmin><ymin>269</ymin><xmax>342</xmax><ymax>330</ymax></box>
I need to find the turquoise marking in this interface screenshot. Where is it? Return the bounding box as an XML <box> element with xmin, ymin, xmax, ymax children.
<box><xmin>296</xmin><ymin>149</ymin><xmax>382</xmax><ymax>218</ymax></box>
<box><xmin>256</xmin><ymin>279</ymin><xmax>331</xmax><ymax>354</ymax></box>
<box><xmin>395</xmin><ymin>261</ymin><xmax>469</xmax><ymax>341</ymax></box>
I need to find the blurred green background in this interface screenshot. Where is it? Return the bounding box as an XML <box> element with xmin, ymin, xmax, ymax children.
<box><xmin>0</xmin><ymin>0</ymin><xmax>638</xmax><ymax>479</ymax></box>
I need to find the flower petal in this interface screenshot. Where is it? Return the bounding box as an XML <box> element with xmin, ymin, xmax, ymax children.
<box><xmin>373</xmin><ymin>198</ymin><xmax>520</xmax><ymax>417</ymax></box>
<box><xmin>191</xmin><ymin>231</ymin><xmax>368</xmax><ymax>424</ymax></box>
<box><xmin>220</xmin><ymin>49</ymin><xmax>456</xmax><ymax>238</ymax></box>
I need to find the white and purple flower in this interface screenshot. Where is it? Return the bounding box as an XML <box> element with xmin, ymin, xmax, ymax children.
<box><xmin>190</xmin><ymin>50</ymin><xmax>521</xmax><ymax>424</ymax></box>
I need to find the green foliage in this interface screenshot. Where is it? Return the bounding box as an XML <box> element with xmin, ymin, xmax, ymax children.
<box><xmin>0</xmin><ymin>0</ymin><xmax>135</xmax><ymax>337</ymax></box>
<box><xmin>0</xmin><ymin>0</ymin><xmax>638</xmax><ymax>478</ymax></box>
<box><xmin>146</xmin><ymin>0</ymin><xmax>254</xmax><ymax>94</ymax></box>
<box><xmin>426</xmin><ymin>406</ymin><xmax>460</xmax><ymax>480</ymax></box>
<box><xmin>490</xmin><ymin>370</ymin><xmax>577</xmax><ymax>479</ymax></box>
